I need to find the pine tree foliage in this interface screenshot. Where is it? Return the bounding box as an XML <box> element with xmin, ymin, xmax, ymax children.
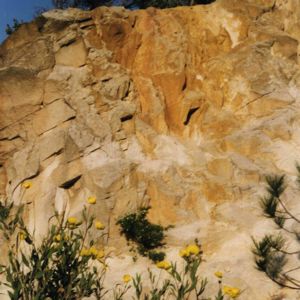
<box><xmin>265</xmin><ymin>175</ymin><xmax>285</xmax><ymax>198</ymax></box>
<box><xmin>5</xmin><ymin>19</ymin><xmax>23</xmax><ymax>35</ymax></box>
<box><xmin>52</xmin><ymin>0</ymin><xmax>216</xmax><ymax>9</ymax></box>
<box><xmin>253</xmin><ymin>169</ymin><xmax>300</xmax><ymax>289</ymax></box>
<box><xmin>53</xmin><ymin>0</ymin><xmax>112</xmax><ymax>9</ymax></box>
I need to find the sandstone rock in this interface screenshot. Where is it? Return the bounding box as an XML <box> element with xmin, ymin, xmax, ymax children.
<box><xmin>0</xmin><ymin>68</ymin><xmax>43</xmax><ymax>129</ymax></box>
<box><xmin>7</xmin><ymin>143</ymin><xmax>40</xmax><ymax>191</ymax></box>
<box><xmin>1</xmin><ymin>1</ymin><xmax>300</xmax><ymax>298</ymax></box>
<box><xmin>44</xmin><ymin>79</ymin><xmax>65</xmax><ymax>104</ymax></box>
<box><xmin>32</xmin><ymin>99</ymin><xmax>75</xmax><ymax>135</ymax></box>
<box><xmin>38</xmin><ymin>128</ymin><xmax>65</xmax><ymax>161</ymax></box>
<box><xmin>55</xmin><ymin>38</ymin><xmax>87</xmax><ymax>67</ymax></box>
<box><xmin>0</xmin><ymin>38</ymin><xmax>55</xmax><ymax>71</ymax></box>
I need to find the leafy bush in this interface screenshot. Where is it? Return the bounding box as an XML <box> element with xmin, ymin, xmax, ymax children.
<box><xmin>116</xmin><ymin>207</ymin><xmax>166</xmax><ymax>258</ymax></box>
<box><xmin>0</xmin><ymin>199</ymin><xmax>108</xmax><ymax>299</ymax></box>
<box><xmin>252</xmin><ymin>169</ymin><xmax>300</xmax><ymax>290</ymax></box>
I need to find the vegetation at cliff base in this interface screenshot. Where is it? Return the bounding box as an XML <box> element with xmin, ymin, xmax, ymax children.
<box><xmin>0</xmin><ymin>185</ymin><xmax>241</xmax><ymax>299</ymax></box>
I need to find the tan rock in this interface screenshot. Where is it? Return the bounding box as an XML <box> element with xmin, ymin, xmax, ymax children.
<box><xmin>38</xmin><ymin>128</ymin><xmax>65</xmax><ymax>161</ymax></box>
<box><xmin>32</xmin><ymin>100</ymin><xmax>75</xmax><ymax>135</ymax></box>
<box><xmin>7</xmin><ymin>143</ymin><xmax>40</xmax><ymax>189</ymax></box>
<box><xmin>51</xmin><ymin>158</ymin><xmax>83</xmax><ymax>188</ymax></box>
<box><xmin>0</xmin><ymin>68</ymin><xmax>43</xmax><ymax>129</ymax></box>
<box><xmin>207</xmin><ymin>158</ymin><xmax>234</xmax><ymax>180</ymax></box>
<box><xmin>44</xmin><ymin>80</ymin><xmax>65</xmax><ymax>104</ymax></box>
<box><xmin>55</xmin><ymin>39</ymin><xmax>87</xmax><ymax>67</ymax></box>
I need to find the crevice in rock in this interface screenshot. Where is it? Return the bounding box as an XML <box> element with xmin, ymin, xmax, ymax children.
<box><xmin>120</xmin><ymin>114</ymin><xmax>133</xmax><ymax>122</ymax></box>
<box><xmin>64</xmin><ymin>115</ymin><xmax>76</xmax><ymax>123</ymax></box>
<box><xmin>59</xmin><ymin>175</ymin><xmax>82</xmax><ymax>189</ymax></box>
<box><xmin>182</xmin><ymin>76</ymin><xmax>187</xmax><ymax>91</ymax></box>
<box><xmin>43</xmin><ymin>149</ymin><xmax>63</xmax><ymax>161</ymax></box>
<box><xmin>121</xmin><ymin>84</ymin><xmax>131</xmax><ymax>100</ymax></box>
<box><xmin>80</xmin><ymin>24</ymin><xmax>95</xmax><ymax>30</ymax></box>
<box><xmin>0</xmin><ymin>134</ymin><xmax>21</xmax><ymax>142</ymax></box>
<box><xmin>60</xmin><ymin>38</ymin><xmax>77</xmax><ymax>48</ymax></box>
<box><xmin>235</xmin><ymin>90</ymin><xmax>274</xmax><ymax>112</ymax></box>
<box><xmin>183</xmin><ymin>107</ymin><xmax>199</xmax><ymax>125</ymax></box>
<box><xmin>77</xmin><ymin>17</ymin><xmax>93</xmax><ymax>23</ymax></box>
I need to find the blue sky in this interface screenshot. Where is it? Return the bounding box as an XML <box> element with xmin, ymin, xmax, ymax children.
<box><xmin>0</xmin><ymin>0</ymin><xmax>54</xmax><ymax>43</ymax></box>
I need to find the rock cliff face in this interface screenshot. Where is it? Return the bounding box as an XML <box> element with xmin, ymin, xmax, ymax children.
<box><xmin>1</xmin><ymin>0</ymin><xmax>300</xmax><ymax>298</ymax></box>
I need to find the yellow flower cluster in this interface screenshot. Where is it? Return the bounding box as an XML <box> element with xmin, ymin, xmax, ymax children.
<box><xmin>95</xmin><ymin>220</ymin><xmax>105</xmax><ymax>230</ymax></box>
<box><xmin>179</xmin><ymin>244</ymin><xmax>200</xmax><ymax>257</ymax></box>
<box><xmin>122</xmin><ymin>274</ymin><xmax>132</xmax><ymax>283</ymax></box>
<box><xmin>22</xmin><ymin>181</ymin><xmax>32</xmax><ymax>189</ymax></box>
<box><xmin>53</xmin><ymin>234</ymin><xmax>70</xmax><ymax>243</ymax></box>
<box><xmin>87</xmin><ymin>196</ymin><xmax>96</xmax><ymax>205</ymax></box>
<box><xmin>156</xmin><ymin>261</ymin><xmax>171</xmax><ymax>270</ymax></box>
<box><xmin>223</xmin><ymin>285</ymin><xmax>240</xmax><ymax>298</ymax></box>
<box><xmin>80</xmin><ymin>246</ymin><xmax>105</xmax><ymax>261</ymax></box>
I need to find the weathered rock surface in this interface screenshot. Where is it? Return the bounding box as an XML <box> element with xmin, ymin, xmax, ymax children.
<box><xmin>1</xmin><ymin>0</ymin><xmax>300</xmax><ymax>298</ymax></box>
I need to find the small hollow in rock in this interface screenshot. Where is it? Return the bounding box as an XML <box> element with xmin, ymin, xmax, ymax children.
<box><xmin>183</xmin><ymin>107</ymin><xmax>199</xmax><ymax>125</ymax></box>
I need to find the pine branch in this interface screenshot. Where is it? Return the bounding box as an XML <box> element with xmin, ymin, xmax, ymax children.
<box><xmin>265</xmin><ymin>175</ymin><xmax>285</xmax><ymax>198</ymax></box>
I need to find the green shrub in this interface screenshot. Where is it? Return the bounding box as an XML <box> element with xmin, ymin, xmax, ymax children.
<box><xmin>0</xmin><ymin>201</ymin><xmax>108</xmax><ymax>300</ymax></box>
<box><xmin>148</xmin><ymin>250</ymin><xmax>166</xmax><ymax>263</ymax></box>
<box><xmin>116</xmin><ymin>207</ymin><xmax>166</xmax><ymax>257</ymax></box>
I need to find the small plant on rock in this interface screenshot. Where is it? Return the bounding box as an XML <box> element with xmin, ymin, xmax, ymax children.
<box><xmin>116</xmin><ymin>207</ymin><xmax>167</xmax><ymax>262</ymax></box>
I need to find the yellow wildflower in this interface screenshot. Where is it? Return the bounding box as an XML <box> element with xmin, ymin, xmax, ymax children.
<box><xmin>179</xmin><ymin>248</ymin><xmax>189</xmax><ymax>257</ymax></box>
<box><xmin>186</xmin><ymin>244</ymin><xmax>200</xmax><ymax>255</ymax></box>
<box><xmin>156</xmin><ymin>261</ymin><xmax>171</xmax><ymax>270</ymax></box>
<box><xmin>95</xmin><ymin>221</ymin><xmax>105</xmax><ymax>230</ymax></box>
<box><xmin>54</xmin><ymin>234</ymin><xmax>61</xmax><ymax>242</ymax></box>
<box><xmin>22</xmin><ymin>181</ymin><xmax>32</xmax><ymax>189</ymax></box>
<box><xmin>80</xmin><ymin>248</ymin><xmax>90</xmax><ymax>257</ymax></box>
<box><xmin>223</xmin><ymin>286</ymin><xmax>240</xmax><ymax>298</ymax></box>
<box><xmin>87</xmin><ymin>196</ymin><xmax>96</xmax><ymax>204</ymax></box>
<box><xmin>214</xmin><ymin>271</ymin><xmax>223</xmax><ymax>279</ymax></box>
<box><xmin>89</xmin><ymin>246</ymin><xmax>98</xmax><ymax>257</ymax></box>
<box><xmin>122</xmin><ymin>274</ymin><xmax>132</xmax><ymax>283</ymax></box>
<box><xmin>67</xmin><ymin>217</ymin><xmax>78</xmax><ymax>225</ymax></box>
